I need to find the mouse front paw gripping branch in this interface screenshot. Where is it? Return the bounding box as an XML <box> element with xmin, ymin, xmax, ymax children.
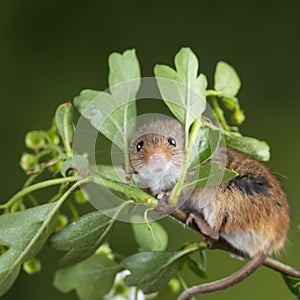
<box><xmin>0</xmin><ymin>48</ymin><xmax>299</xmax><ymax>300</ymax></box>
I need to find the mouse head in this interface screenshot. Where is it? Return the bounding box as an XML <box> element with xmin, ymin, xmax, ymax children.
<box><xmin>129</xmin><ymin>118</ymin><xmax>185</xmax><ymax>194</ymax></box>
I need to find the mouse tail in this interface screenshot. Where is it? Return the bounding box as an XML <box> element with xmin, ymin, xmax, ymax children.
<box><xmin>177</xmin><ymin>250</ymin><xmax>269</xmax><ymax>300</ymax></box>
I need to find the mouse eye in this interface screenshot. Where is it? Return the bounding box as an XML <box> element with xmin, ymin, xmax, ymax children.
<box><xmin>167</xmin><ymin>137</ymin><xmax>176</xmax><ymax>147</ymax></box>
<box><xmin>136</xmin><ymin>140</ymin><xmax>144</xmax><ymax>152</ymax></box>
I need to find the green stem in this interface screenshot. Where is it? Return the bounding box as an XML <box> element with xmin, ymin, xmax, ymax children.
<box><xmin>92</xmin><ymin>175</ymin><xmax>158</xmax><ymax>207</ymax></box>
<box><xmin>22</xmin><ymin>173</ymin><xmax>42</xmax><ymax>208</ymax></box>
<box><xmin>176</xmin><ymin>272</ymin><xmax>197</xmax><ymax>300</ymax></box>
<box><xmin>169</xmin><ymin>119</ymin><xmax>202</xmax><ymax>205</ymax></box>
<box><xmin>66</xmin><ymin>199</ymin><xmax>79</xmax><ymax>221</ymax></box>
<box><xmin>184</xmin><ymin>75</ymin><xmax>191</xmax><ymax>150</ymax></box>
<box><xmin>7</xmin><ymin>177</ymin><xmax>90</xmax><ymax>284</ymax></box>
<box><xmin>0</xmin><ymin>176</ymin><xmax>78</xmax><ymax>210</ymax></box>
<box><xmin>23</xmin><ymin>172</ymin><xmax>42</xmax><ymax>188</ymax></box>
<box><xmin>35</xmin><ymin>148</ymin><xmax>54</xmax><ymax>160</ymax></box>
<box><xmin>48</xmin><ymin>184</ymin><xmax>68</xmax><ymax>203</ymax></box>
<box><xmin>95</xmin><ymin>200</ymin><xmax>134</xmax><ymax>248</ymax></box>
<box><xmin>123</xmin><ymin>103</ymin><xmax>130</xmax><ymax>175</ymax></box>
<box><xmin>27</xmin><ymin>194</ymin><xmax>39</xmax><ymax>207</ymax></box>
<box><xmin>211</xmin><ymin>96</ymin><xmax>229</xmax><ymax>130</ymax></box>
<box><xmin>205</xmin><ymin>89</ymin><xmax>222</xmax><ymax>97</ymax></box>
<box><xmin>62</xmin><ymin>106</ymin><xmax>73</xmax><ymax>157</ymax></box>
<box><xmin>134</xmin><ymin>286</ymin><xmax>139</xmax><ymax>300</ymax></box>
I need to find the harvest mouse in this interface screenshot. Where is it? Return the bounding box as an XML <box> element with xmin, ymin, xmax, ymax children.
<box><xmin>129</xmin><ymin>117</ymin><xmax>289</xmax><ymax>299</ymax></box>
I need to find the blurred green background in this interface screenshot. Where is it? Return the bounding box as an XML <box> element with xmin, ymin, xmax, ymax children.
<box><xmin>1</xmin><ymin>0</ymin><xmax>300</xmax><ymax>299</ymax></box>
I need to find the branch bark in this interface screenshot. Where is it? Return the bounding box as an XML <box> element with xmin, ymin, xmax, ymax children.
<box><xmin>170</xmin><ymin>208</ymin><xmax>300</xmax><ymax>278</ymax></box>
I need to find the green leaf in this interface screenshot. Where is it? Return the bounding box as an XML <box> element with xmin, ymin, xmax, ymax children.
<box><xmin>97</xmin><ymin>165</ymin><xmax>126</xmax><ymax>183</ymax></box>
<box><xmin>49</xmin><ymin>211</ymin><xmax>113</xmax><ymax>267</ymax></box>
<box><xmin>60</xmin><ymin>155</ymin><xmax>89</xmax><ymax>177</ymax></box>
<box><xmin>221</xmin><ymin>96</ymin><xmax>239</xmax><ymax>111</ymax></box>
<box><xmin>154</xmin><ymin>47</ymin><xmax>207</xmax><ymax>130</ymax></box>
<box><xmin>131</xmin><ymin>216</ymin><xmax>168</xmax><ymax>251</ymax></box>
<box><xmin>108</xmin><ymin>49</ymin><xmax>141</xmax><ymax>101</ymax></box>
<box><xmin>283</xmin><ymin>275</ymin><xmax>300</xmax><ymax>298</ymax></box>
<box><xmin>122</xmin><ymin>248</ymin><xmax>196</xmax><ymax>293</ymax></box>
<box><xmin>0</xmin><ymin>203</ymin><xmax>58</xmax><ymax>296</ymax></box>
<box><xmin>224</xmin><ymin>132</ymin><xmax>270</xmax><ymax>161</ymax></box>
<box><xmin>55</xmin><ymin>103</ymin><xmax>74</xmax><ymax>153</ymax></box>
<box><xmin>74</xmin><ymin>49</ymin><xmax>140</xmax><ymax>152</ymax></box>
<box><xmin>74</xmin><ymin>89</ymin><xmax>122</xmax><ymax>149</ymax></box>
<box><xmin>187</xmin><ymin>162</ymin><xmax>238</xmax><ymax>187</ymax></box>
<box><xmin>190</xmin><ymin>128</ymin><xmax>221</xmax><ymax>168</ymax></box>
<box><xmin>214</xmin><ymin>61</ymin><xmax>241</xmax><ymax>97</ymax></box>
<box><xmin>54</xmin><ymin>253</ymin><xmax>122</xmax><ymax>300</ymax></box>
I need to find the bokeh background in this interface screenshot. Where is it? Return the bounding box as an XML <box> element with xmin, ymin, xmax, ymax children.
<box><xmin>1</xmin><ymin>0</ymin><xmax>300</xmax><ymax>299</ymax></box>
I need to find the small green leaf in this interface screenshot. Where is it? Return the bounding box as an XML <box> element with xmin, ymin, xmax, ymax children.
<box><xmin>214</xmin><ymin>61</ymin><xmax>241</xmax><ymax>97</ymax></box>
<box><xmin>108</xmin><ymin>49</ymin><xmax>141</xmax><ymax>101</ymax></box>
<box><xmin>154</xmin><ymin>47</ymin><xmax>207</xmax><ymax>130</ymax></box>
<box><xmin>221</xmin><ymin>97</ymin><xmax>239</xmax><ymax>110</ymax></box>
<box><xmin>224</xmin><ymin>132</ymin><xmax>270</xmax><ymax>161</ymax></box>
<box><xmin>97</xmin><ymin>165</ymin><xmax>126</xmax><ymax>183</ymax></box>
<box><xmin>131</xmin><ymin>217</ymin><xmax>168</xmax><ymax>251</ymax></box>
<box><xmin>283</xmin><ymin>275</ymin><xmax>300</xmax><ymax>298</ymax></box>
<box><xmin>191</xmin><ymin>128</ymin><xmax>221</xmax><ymax>168</ymax></box>
<box><xmin>187</xmin><ymin>162</ymin><xmax>238</xmax><ymax>188</ymax></box>
<box><xmin>122</xmin><ymin>248</ymin><xmax>196</xmax><ymax>293</ymax></box>
<box><xmin>60</xmin><ymin>155</ymin><xmax>89</xmax><ymax>177</ymax></box>
<box><xmin>49</xmin><ymin>211</ymin><xmax>112</xmax><ymax>267</ymax></box>
<box><xmin>0</xmin><ymin>203</ymin><xmax>58</xmax><ymax>296</ymax></box>
<box><xmin>54</xmin><ymin>253</ymin><xmax>122</xmax><ymax>300</ymax></box>
<box><xmin>55</xmin><ymin>103</ymin><xmax>74</xmax><ymax>153</ymax></box>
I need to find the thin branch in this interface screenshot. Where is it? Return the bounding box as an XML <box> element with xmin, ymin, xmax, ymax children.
<box><xmin>170</xmin><ymin>208</ymin><xmax>300</xmax><ymax>278</ymax></box>
<box><xmin>0</xmin><ymin>176</ymin><xmax>78</xmax><ymax>210</ymax></box>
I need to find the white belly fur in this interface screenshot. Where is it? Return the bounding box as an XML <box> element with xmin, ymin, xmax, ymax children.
<box><xmin>189</xmin><ymin>197</ymin><xmax>270</xmax><ymax>257</ymax></box>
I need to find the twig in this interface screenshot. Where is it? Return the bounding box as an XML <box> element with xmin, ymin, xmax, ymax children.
<box><xmin>170</xmin><ymin>208</ymin><xmax>300</xmax><ymax>278</ymax></box>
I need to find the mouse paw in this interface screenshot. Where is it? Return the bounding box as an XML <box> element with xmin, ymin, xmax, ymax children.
<box><xmin>186</xmin><ymin>212</ymin><xmax>219</xmax><ymax>240</ymax></box>
<box><xmin>155</xmin><ymin>191</ymin><xmax>174</xmax><ymax>215</ymax></box>
<box><xmin>156</xmin><ymin>191</ymin><xmax>171</xmax><ymax>201</ymax></box>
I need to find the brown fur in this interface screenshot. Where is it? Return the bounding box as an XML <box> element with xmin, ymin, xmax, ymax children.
<box><xmin>129</xmin><ymin>119</ymin><xmax>289</xmax><ymax>256</ymax></box>
<box><xmin>188</xmin><ymin>148</ymin><xmax>289</xmax><ymax>255</ymax></box>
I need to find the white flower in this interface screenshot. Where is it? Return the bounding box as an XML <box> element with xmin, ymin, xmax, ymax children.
<box><xmin>104</xmin><ymin>270</ymin><xmax>146</xmax><ymax>300</ymax></box>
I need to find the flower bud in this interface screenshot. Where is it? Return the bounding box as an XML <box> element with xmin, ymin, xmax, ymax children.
<box><xmin>232</xmin><ymin>109</ymin><xmax>245</xmax><ymax>125</ymax></box>
<box><xmin>19</xmin><ymin>153</ymin><xmax>37</xmax><ymax>171</ymax></box>
<box><xmin>55</xmin><ymin>214</ymin><xmax>68</xmax><ymax>232</ymax></box>
<box><xmin>25</xmin><ymin>131</ymin><xmax>45</xmax><ymax>150</ymax></box>
<box><xmin>74</xmin><ymin>189</ymin><xmax>89</xmax><ymax>204</ymax></box>
<box><xmin>23</xmin><ymin>258</ymin><xmax>42</xmax><ymax>275</ymax></box>
<box><xmin>165</xmin><ymin>277</ymin><xmax>180</xmax><ymax>294</ymax></box>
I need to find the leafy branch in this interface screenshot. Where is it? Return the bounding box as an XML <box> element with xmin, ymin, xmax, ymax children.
<box><xmin>0</xmin><ymin>47</ymin><xmax>299</xmax><ymax>300</ymax></box>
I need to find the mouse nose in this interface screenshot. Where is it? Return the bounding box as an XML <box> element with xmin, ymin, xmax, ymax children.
<box><xmin>150</xmin><ymin>151</ymin><xmax>164</xmax><ymax>160</ymax></box>
<box><xmin>148</xmin><ymin>151</ymin><xmax>167</xmax><ymax>172</ymax></box>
